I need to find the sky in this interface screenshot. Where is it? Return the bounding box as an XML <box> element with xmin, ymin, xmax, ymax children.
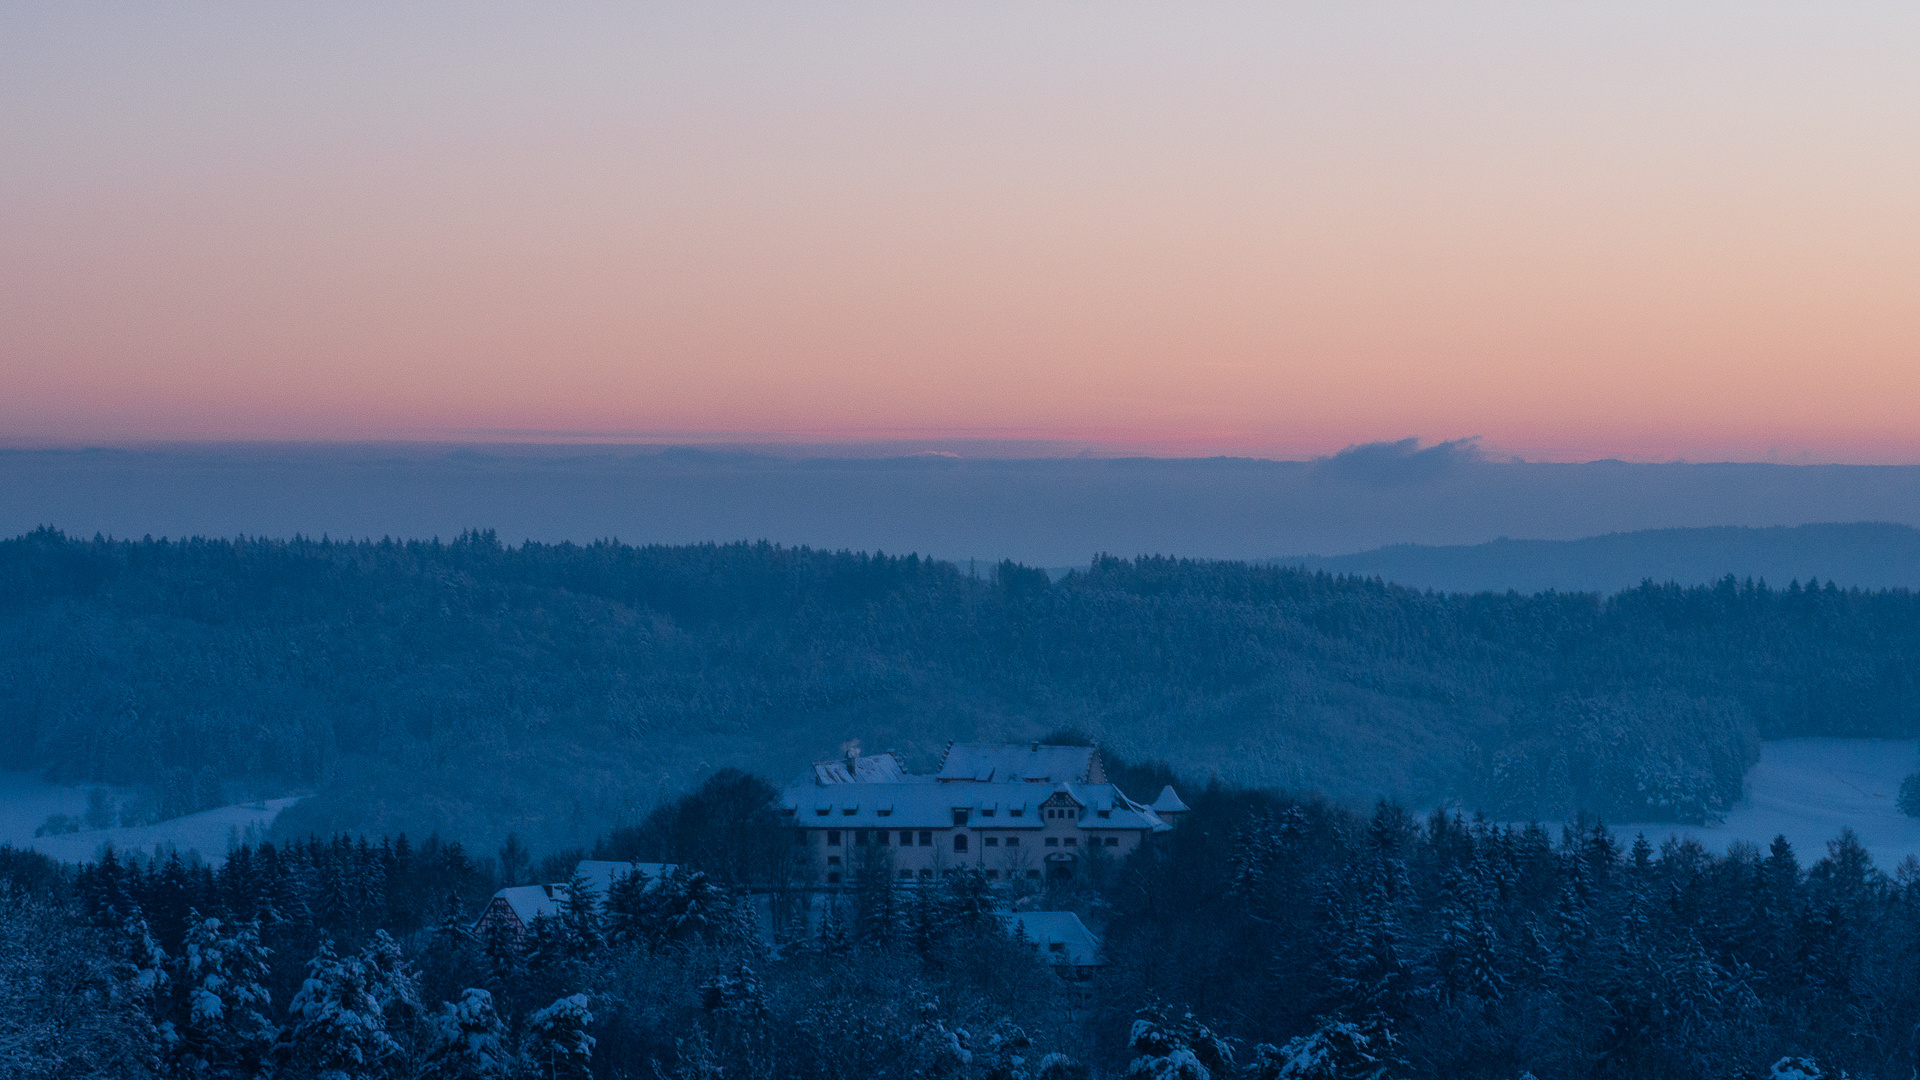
<box><xmin>4</xmin><ymin>3</ymin><xmax>1919</xmax><ymax>462</ymax></box>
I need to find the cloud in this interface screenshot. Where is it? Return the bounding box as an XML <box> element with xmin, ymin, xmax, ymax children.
<box><xmin>1315</xmin><ymin>437</ymin><xmax>1483</xmax><ymax>486</ymax></box>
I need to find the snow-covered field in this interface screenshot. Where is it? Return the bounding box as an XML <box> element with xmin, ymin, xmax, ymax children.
<box><xmin>0</xmin><ymin>770</ymin><xmax>301</xmax><ymax>867</ymax></box>
<box><xmin>1612</xmin><ymin>738</ymin><xmax>1920</xmax><ymax>870</ymax></box>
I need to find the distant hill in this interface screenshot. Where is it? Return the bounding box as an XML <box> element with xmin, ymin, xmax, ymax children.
<box><xmin>1284</xmin><ymin>523</ymin><xmax>1920</xmax><ymax>595</ymax></box>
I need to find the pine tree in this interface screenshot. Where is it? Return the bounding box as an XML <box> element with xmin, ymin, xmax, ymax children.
<box><xmin>418</xmin><ymin>988</ymin><xmax>511</xmax><ymax>1080</ymax></box>
<box><xmin>164</xmin><ymin>911</ymin><xmax>276</xmax><ymax>1079</ymax></box>
<box><xmin>282</xmin><ymin>937</ymin><xmax>406</xmax><ymax>1080</ymax></box>
<box><xmin>558</xmin><ymin>869</ymin><xmax>601</xmax><ymax>958</ymax></box>
<box><xmin>1121</xmin><ymin>1008</ymin><xmax>1233</xmax><ymax>1080</ymax></box>
<box><xmin>521</xmin><ymin>994</ymin><xmax>594</xmax><ymax>1080</ymax></box>
<box><xmin>602</xmin><ymin>866</ymin><xmax>654</xmax><ymax>947</ymax></box>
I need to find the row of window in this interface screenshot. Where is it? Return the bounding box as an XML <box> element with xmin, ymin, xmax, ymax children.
<box><xmin>818</xmin><ymin>828</ymin><xmax>1124</xmax><ymax>852</ymax></box>
<box><xmin>821</xmin><ymin>867</ymin><xmax>1047</xmax><ymax>884</ymax></box>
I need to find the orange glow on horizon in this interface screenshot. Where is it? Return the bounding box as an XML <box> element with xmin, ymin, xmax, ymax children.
<box><xmin>4</xmin><ymin>4</ymin><xmax>1919</xmax><ymax>463</ymax></box>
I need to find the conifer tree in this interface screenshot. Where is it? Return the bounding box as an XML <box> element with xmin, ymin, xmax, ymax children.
<box><xmin>418</xmin><ymin>989</ymin><xmax>511</xmax><ymax>1080</ymax></box>
<box><xmin>165</xmin><ymin>911</ymin><xmax>276</xmax><ymax>1079</ymax></box>
<box><xmin>521</xmin><ymin>994</ymin><xmax>594</xmax><ymax>1080</ymax></box>
<box><xmin>282</xmin><ymin>937</ymin><xmax>406</xmax><ymax>1080</ymax></box>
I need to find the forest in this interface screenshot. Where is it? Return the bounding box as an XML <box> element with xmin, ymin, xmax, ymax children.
<box><xmin>2</xmin><ymin>768</ymin><xmax>1913</xmax><ymax>1079</ymax></box>
<box><xmin>5</xmin><ymin>528</ymin><xmax>1920</xmax><ymax>851</ymax></box>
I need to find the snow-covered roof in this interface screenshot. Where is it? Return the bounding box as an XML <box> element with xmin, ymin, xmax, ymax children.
<box><xmin>483</xmin><ymin>861</ymin><xmax>675</xmax><ymax>929</ymax></box>
<box><xmin>574</xmin><ymin>860</ymin><xmax>674</xmax><ymax>900</ymax></box>
<box><xmin>1006</xmin><ymin>911</ymin><xmax>1102</xmax><ymax>968</ymax></box>
<box><xmin>780</xmin><ymin>779</ymin><xmax>1167</xmax><ymax>831</ymax></box>
<box><xmin>1149</xmin><ymin>785</ymin><xmax>1190</xmax><ymax>814</ymax></box>
<box><xmin>492</xmin><ymin>884</ymin><xmax>566</xmax><ymax>926</ymax></box>
<box><xmin>812</xmin><ymin>752</ymin><xmax>911</xmax><ymax>784</ymax></box>
<box><xmin>936</xmin><ymin>743</ymin><xmax>1106</xmax><ymax>785</ymax></box>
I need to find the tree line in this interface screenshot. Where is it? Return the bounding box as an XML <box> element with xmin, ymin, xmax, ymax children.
<box><xmin>5</xmin><ymin>766</ymin><xmax>1920</xmax><ymax>1078</ymax></box>
<box><xmin>6</xmin><ymin>529</ymin><xmax>1920</xmax><ymax>852</ymax></box>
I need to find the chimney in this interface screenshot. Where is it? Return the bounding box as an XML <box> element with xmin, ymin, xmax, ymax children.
<box><xmin>841</xmin><ymin>738</ymin><xmax>861</xmax><ymax>779</ymax></box>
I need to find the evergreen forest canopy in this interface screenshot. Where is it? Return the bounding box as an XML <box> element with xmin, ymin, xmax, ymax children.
<box><xmin>5</xmin><ymin>776</ymin><xmax>1920</xmax><ymax>1079</ymax></box>
<box><xmin>4</xmin><ymin>528</ymin><xmax>1920</xmax><ymax>852</ymax></box>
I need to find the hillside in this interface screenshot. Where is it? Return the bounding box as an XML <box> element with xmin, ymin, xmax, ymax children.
<box><xmin>4</xmin><ymin>528</ymin><xmax>1920</xmax><ymax>855</ymax></box>
<box><xmin>1286</xmin><ymin>522</ymin><xmax>1920</xmax><ymax>594</ymax></box>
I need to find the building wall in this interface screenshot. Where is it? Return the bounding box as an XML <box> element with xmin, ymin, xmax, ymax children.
<box><xmin>795</xmin><ymin>812</ymin><xmax>1148</xmax><ymax>885</ymax></box>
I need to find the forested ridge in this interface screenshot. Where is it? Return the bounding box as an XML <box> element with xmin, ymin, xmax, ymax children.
<box><xmin>4</xmin><ymin>528</ymin><xmax>1920</xmax><ymax>850</ymax></box>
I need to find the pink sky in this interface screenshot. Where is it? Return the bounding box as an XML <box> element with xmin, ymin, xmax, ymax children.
<box><xmin>4</xmin><ymin>3</ymin><xmax>1918</xmax><ymax>462</ymax></box>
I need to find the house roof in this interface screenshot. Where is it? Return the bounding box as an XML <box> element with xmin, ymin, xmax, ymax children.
<box><xmin>492</xmin><ymin>884</ymin><xmax>566</xmax><ymax>926</ymax></box>
<box><xmin>779</xmin><ymin>779</ymin><xmax>1167</xmax><ymax>831</ymax></box>
<box><xmin>482</xmin><ymin>861</ymin><xmax>675</xmax><ymax>929</ymax></box>
<box><xmin>1149</xmin><ymin>785</ymin><xmax>1190</xmax><ymax>814</ymax></box>
<box><xmin>812</xmin><ymin>752</ymin><xmax>912</xmax><ymax>784</ymax></box>
<box><xmin>936</xmin><ymin>743</ymin><xmax>1106</xmax><ymax>784</ymax></box>
<box><xmin>574</xmin><ymin>860</ymin><xmax>674</xmax><ymax>900</ymax></box>
<box><xmin>1006</xmin><ymin>910</ymin><xmax>1102</xmax><ymax>967</ymax></box>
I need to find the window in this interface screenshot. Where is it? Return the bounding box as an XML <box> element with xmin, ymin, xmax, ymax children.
<box><xmin>1063</xmin><ymin>837</ymin><xmax>1076</xmax><ymax>847</ymax></box>
<box><xmin>826</xmin><ymin>855</ymin><xmax>841</xmax><ymax>866</ymax></box>
<box><xmin>815</xmin><ymin>808</ymin><xmax>830</xmax><ymax>816</ymax></box>
<box><xmin>1097</xmin><ymin>809</ymin><xmax>1110</xmax><ymax>819</ymax></box>
<box><xmin>1010</xmin><ymin>808</ymin><xmax>1023</xmax><ymax>817</ymax></box>
<box><xmin>982</xmin><ymin>808</ymin><xmax>995</xmax><ymax>817</ymax></box>
<box><xmin>1106</xmin><ymin>837</ymin><xmax>1119</xmax><ymax>847</ymax></box>
<box><xmin>952</xmin><ymin>809</ymin><xmax>969</xmax><ymax>826</ymax></box>
<box><xmin>1049</xmin><ymin>942</ymin><xmax>1065</xmax><ymax>954</ymax></box>
<box><xmin>899</xmin><ymin>869</ymin><xmax>914</xmax><ymax>880</ymax></box>
<box><xmin>854</xmin><ymin>830</ymin><xmax>867</xmax><ymax>845</ymax></box>
<box><xmin>877</xmin><ymin>808</ymin><xmax>892</xmax><ymax>817</ymax></box>
<box><xmin>918</xmin><ymin>831</ymin><xmax>933</xmax><ymax>846</ymax></box>
<box><xmin>826</xmin><ymin>872</ymin><xmax>841</xmax><ymax>883</ymax></box>
<box><xmin>842</xmin><ymin>807</ymin><xmax>857</xmax><ymax>815</ymax></box>
<box><xmin>827</xmin><ymin>830</ymin><xmax>841</xmax><ymax>846</ymax></box>
<box><xmin>1005</xmin><ymin>837</ymin><xmax>1020</xmax><ymax>848</ymax></box>
<box><xmin>1045</xmin><ymin>838</ymin><xmax>1058</xmax><ymax>847</ymax></box>
<box><xmin>984</xmin><ymin>836</ymin><xmax>999</xmax><ymax>847</ymax></box>
<box><xmin>954</xmin><ymin>834</ymin><xmax>969</xmax><ymax>853</ymax></box>
<box><xmin>918</xmin><ymin>869</ymin><xmax>933</xmax><ymax>879</ymax></box>
<box><xmin>876</xmin><ymin>830</ymin><xmax>890</xmax><ymax>846</ymax></box>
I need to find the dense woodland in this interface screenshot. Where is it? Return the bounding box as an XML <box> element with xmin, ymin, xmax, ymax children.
<box><xmin>3</xmin><ymin>770</ymin><xmax>1916</xmax><ymax>1079</ymax></box>
<box><xmin>5</xmin><ymin>529</ymin><xmax>1920</xmax><ymax>849</ymax></box>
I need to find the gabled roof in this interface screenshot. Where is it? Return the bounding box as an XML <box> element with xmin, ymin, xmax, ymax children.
<box><xmin>812</xmin><ymin>752</ymin><xmax>911</xmax><ymax>784</ymax></box>
<box><xmin>574</xmin><ymin>860</ymin><xmax>674</xmax><ymax>900</ymax></box>
<box><xmin>936</xmin><ymin>743</ymin><xmax>1107</xmax><ymax>784</ymax></box>
<box><xmin>1006</xmin><ymin>910</ymin><xmax>1102</xmax><ymax>967</ymax></box>
<box><xmin>1149</xmin><ymin>785</ymin><xmax>1190</xmax><ymax>814</ymax></box>
<box><xmin>482</xmin><ymin>861</ymin><xmax>675</xmax><ymax>929</ymax></box>
<box><xmin>492</xmin><ymin>884</ymin><xmax>565</xmax><ymax>926</ymax></box>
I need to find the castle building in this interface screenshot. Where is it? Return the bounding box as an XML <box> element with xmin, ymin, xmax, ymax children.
<box><xmin>780</xmin><ymin>743</ymin><xmax>1182</xmax><ymax>886</ymax></box>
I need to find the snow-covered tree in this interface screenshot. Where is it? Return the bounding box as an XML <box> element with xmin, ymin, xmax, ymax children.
<box><xmin>282</xmin><ymin>937</ymin><xmax>407</xmax><ymax>1080</ymax></box>
<box><xmin>418</xmin><ymin>989</ymin><xmax>511</xmax><ymax>1080</ymax></box>
<box><xmin>520</xmin><ymin>993</ymin><xmax>594</xmax><ymax>1080</ymax></box>
<box><xmin>164</xmin><ymin>910</ymin><xmax>275</xmax><ymax>1079</ymax></box>
<box><xmin>1255</xmin><ymin>1015</ymin><xmax>1402</xmax><ymax>1080</ymax></box>
<box><xmin>1122</xmin><ymin>1009</ymin><xmax>1232</xmax><ymax>1080</ymax></box>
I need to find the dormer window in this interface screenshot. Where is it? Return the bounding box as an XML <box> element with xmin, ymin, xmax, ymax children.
<box><xmin>981</xmin><ymin>808</ymin><xmax>995</xmax><ymax>817</ymax></box>
<box><xmin>952</xmin><ymin>808</ymin><xmax>970</xmax><ymax>827</ymax></box>
<box><xmin>1098</xmin><ymin>810</ymin><xmax>1110</xmax><ymax>819</ymax></box>
<box><xmin>1010</xmin><ymin>808</ymin><xmax>1023</xmax><ymax>817</ymax></box>
<box><xmin>842</xmin><ymin>807</ymin><xmax>857</xmax><ymax>816</ymax></box>
<box><xmin>815</xmin><ymin>808</ymin><xmax>830</xmax><ymax>816</ymax></box>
